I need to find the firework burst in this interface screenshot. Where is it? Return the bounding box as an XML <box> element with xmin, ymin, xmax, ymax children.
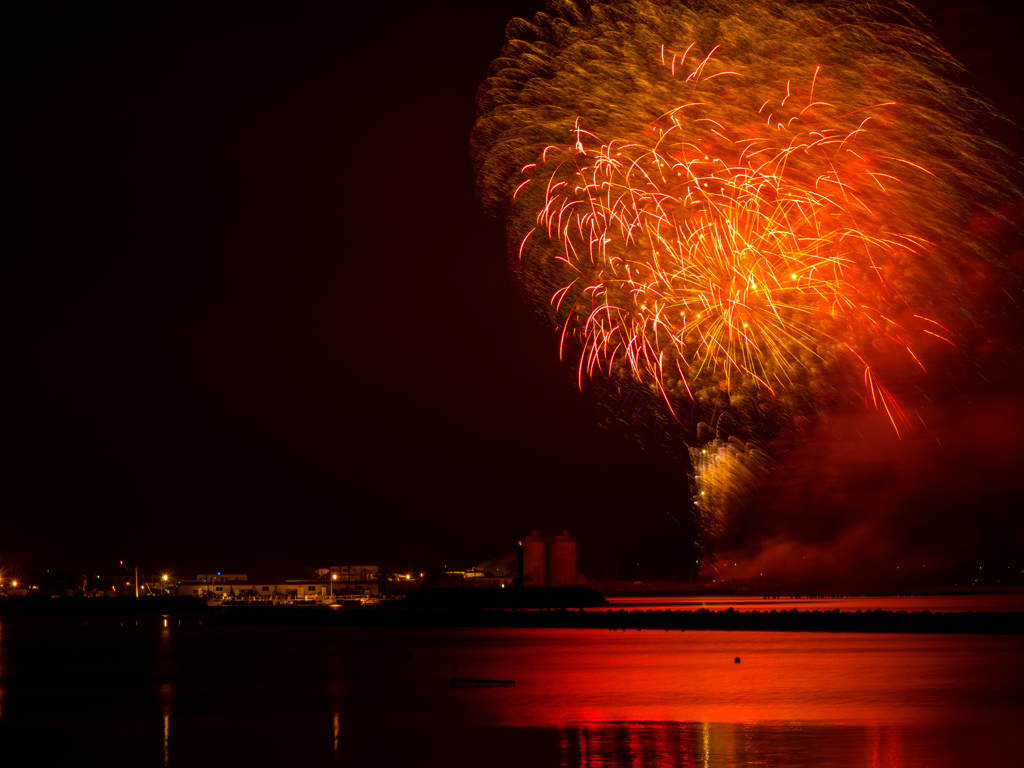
<box><xmin>472</xmin><ymin>0</ymin><xmax>1020</xmax><ymax>550</ymax></box>
<box><xmin>690</xmin><ymin>429</ymin><xmax>773</xmax><ymax>544</ymax></box>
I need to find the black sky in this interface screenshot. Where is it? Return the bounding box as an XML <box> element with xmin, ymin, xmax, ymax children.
<box><xmin>6</xmin><ymin>1</ymin><xmax>1023</xmax><ymax>582</ymax></box>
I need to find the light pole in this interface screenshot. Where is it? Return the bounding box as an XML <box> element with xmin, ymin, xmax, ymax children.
<box><xmin>331</xmin><ymin>573</ymin><xmax>337</xmax><ymax>600</ymax></box>
<box><xmin>162</xmin><ymin>574</ymin><xmax>168</xmax><ymax>595</ymax></box>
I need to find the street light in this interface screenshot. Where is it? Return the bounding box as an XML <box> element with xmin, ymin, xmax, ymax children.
<box><xmin>162</xmin><ymin>574</ymin><xmax>168</xmax><ymax>595</ymax></box>
<box><xmin>331</xmin><ymin>573</ymin><xmax>337</xmax><ymax>599</ymax></box>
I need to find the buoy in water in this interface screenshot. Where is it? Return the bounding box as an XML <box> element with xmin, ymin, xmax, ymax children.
<box><xmin>734</xmin><ymin>657</ymin><xmax>741</xmax><ymax>664</ymax></box>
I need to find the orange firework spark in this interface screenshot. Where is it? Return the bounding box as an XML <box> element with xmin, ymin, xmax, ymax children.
<box><xmin>521</xmin><ymin>51</ymin><xmax>939</xmax><ymax>434</ymax></box>
<box><xmin>474</xmin><ymin>1</ymin><xmax>1015</xmax><ymax>442</ymax></box>
<box><xmin>472</xmin><ymin>0</ymin><xmax>1020</xmax><ymax>548</ymax></box>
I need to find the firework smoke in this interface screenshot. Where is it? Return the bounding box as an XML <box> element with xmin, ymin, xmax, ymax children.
<box><xmin>706</xmin><ymin>395</ymin><xmax>1024</xmax><ymax>590</ymax></box>
<box><xmin>472</xmin><ymin>0</ymin><xmax>1020</xmax><ymax>554</ymax></box>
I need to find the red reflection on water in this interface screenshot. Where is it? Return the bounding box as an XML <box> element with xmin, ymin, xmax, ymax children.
<box><xmin>481</xmin><ymin>630</ymin><xmax>1021</xmax><ymax>729</ymax></box>
<box><xmin>433</xmin><ymin>629</ymin><xmax>1020</xmax><ymax>766</ymax></box>
<box><xmin>556</xmin><ymin>721</ymin><xmax>917</xmax><ymax>768</ymax></box>
<box><xmin>871</xmin><ymin>723</ymin><xmax>893</xmax><ymax>768</ymax></box>
<box><xmin>440</xmin><ymin>629</ymin><xmax>1021</xmax><ymax>767</ymax></box>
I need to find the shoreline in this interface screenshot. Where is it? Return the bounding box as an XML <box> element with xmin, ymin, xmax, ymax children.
<box><xmin>198</xmin><ymin>606</ymin><xmax>1023</xmax><ymax>634</ymax></box>
<box><xmin>3</xmin><ymin>593</ymin><xmax>1022</xmax><ymax>634</ymax></box>
<box><xmin>3</xmin><ymin>603</ymin><xmax>1019</xmax><ymax>634</ymax></box>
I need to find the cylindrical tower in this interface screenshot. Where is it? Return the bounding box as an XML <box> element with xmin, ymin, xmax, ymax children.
<box><xmin>522</xmin><ymin>530</ymin><xmax>548</xmax><ymax>586</ymax></box>
<box><xmin>549</xmin><ymin>531</ymin><xmax>578</xmax><ymax>586</ymax></box>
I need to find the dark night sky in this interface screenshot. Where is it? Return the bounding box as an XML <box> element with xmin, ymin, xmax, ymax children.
<box><xmin>5</xmin><ymin>2</ymin><xmax>1023</xmax><ymax>582</ymax></box>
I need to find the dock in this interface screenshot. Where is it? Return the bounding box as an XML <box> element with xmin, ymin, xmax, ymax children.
<box><xmin>451</xmin><ymin>677</ymin><xmax>515</xmax><ymax>688</ymax></box>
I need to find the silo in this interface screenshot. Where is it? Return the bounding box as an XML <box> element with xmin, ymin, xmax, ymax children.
<box><xmin>549</xmin><ymin>530</ymin><xmax>578</xmax><ymax>586</ymax></box>
<box><xmin>522</xmin><ymin>530</ymin><xmax>548</xmax><ymax>586</ymax></box>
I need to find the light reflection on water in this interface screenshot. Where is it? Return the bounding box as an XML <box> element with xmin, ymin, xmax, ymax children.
<box><xmin>405</xmin><ymin>629</ymin><xmax>1022</xmax><ymax>728</ymax></box>
<box><xmin>0</xmin><ymin>619</ymin><xmax>1019</xmax><ymax>767</ymax></box>
<box><xmin>0</xmin><ymin>620</ymin><xmax>4</xmax><ymax>724</ymax></box>
<box><xmin>159</xmin><ymin>615</ymin><xmax>174</xmax><ymax>768</ymax></box>
<box><xmin>550</xmin><ymin>720</ymin><xmax>1011</xmax><ymax>768</ymax></box>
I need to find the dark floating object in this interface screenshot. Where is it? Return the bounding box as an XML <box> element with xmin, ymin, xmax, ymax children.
<box><xmin>734</xmin><ymin>657</ymin><xmax>741</xmax><ymax>663</ymax></box>
<box><xmin>451</xmin><ymin>662</ymin><xmax>514</xmax><ymax>688</ymax></box>
<box><xmin>451</xmin><ymin>678</ymin><xmax>515</xmax><ymax>688</ymax></box>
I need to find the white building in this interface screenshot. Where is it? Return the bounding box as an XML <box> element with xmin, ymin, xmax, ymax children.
<box><xmin>178</xmin><ymin>570</ymin><xmax>379</xmax><ymax>599</ymax></box>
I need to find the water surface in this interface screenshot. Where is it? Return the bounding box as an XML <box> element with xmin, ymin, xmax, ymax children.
<box><xmin>0</xmin><ymin>618</ymin><xmax>1020</xmax><ymax>766</ymax></box>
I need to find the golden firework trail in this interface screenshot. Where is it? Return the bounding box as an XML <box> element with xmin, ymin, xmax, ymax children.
<box><xmin>520</xmin><ymin>54</ymin><xmax>939</xmax><ymax>435</ymax></box>
<box><xmin>474</xmin><ymin>1</ymin><xmax>1015</xmax><ymax>437</ymax></box>
<box><xmin>690</xmin><ymin>434</ymin><xmax>772</xmax><ymax>544</ymax></box>
<box><xmin>472</xmin><ymin>0</ymin><xmax>1020</xmax><ymax>547</ymax></box>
